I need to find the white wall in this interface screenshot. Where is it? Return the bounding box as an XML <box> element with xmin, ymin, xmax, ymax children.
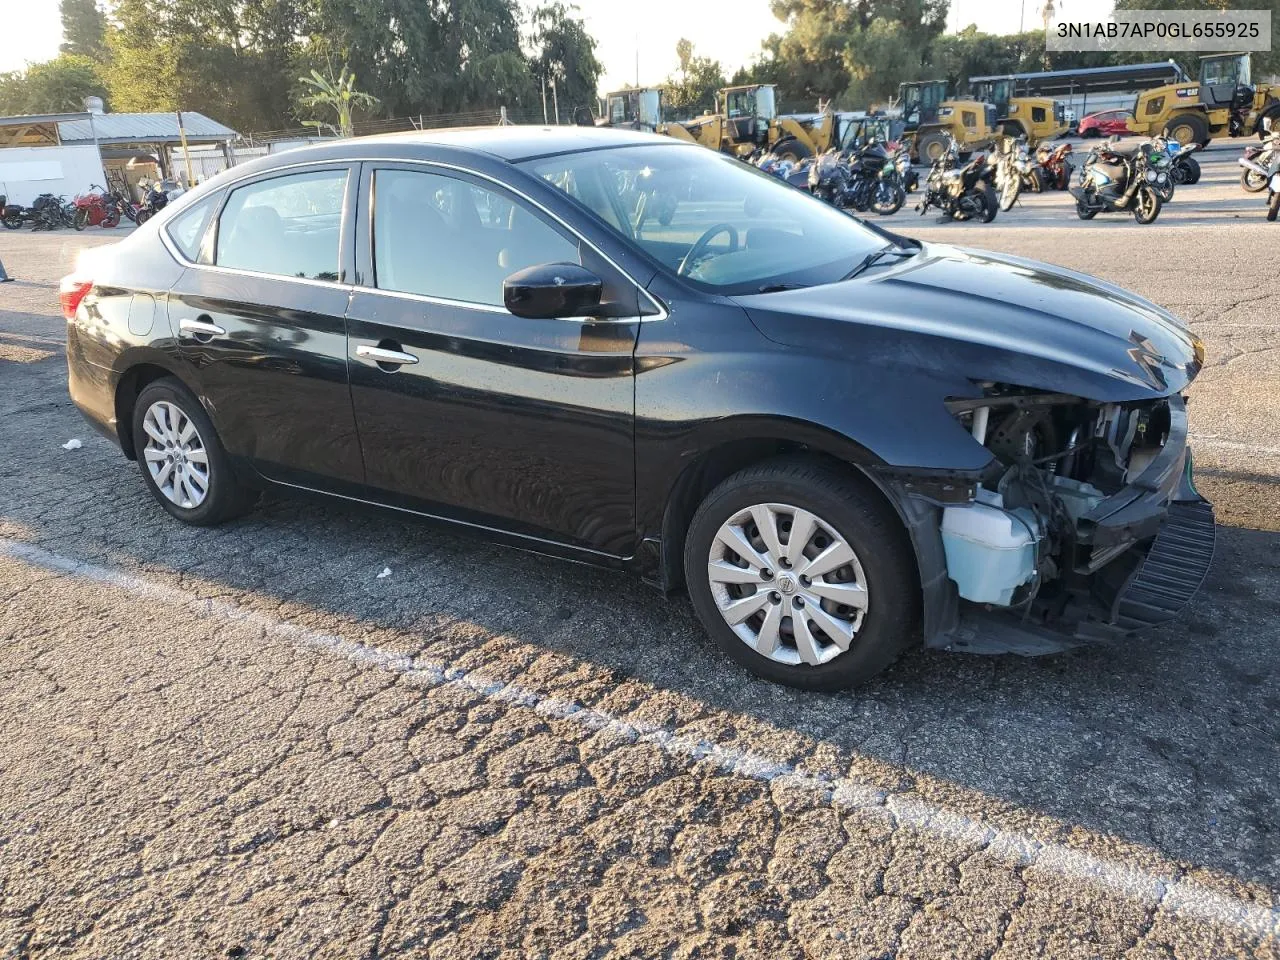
<box><xmin>0</xmin><ymin>145</ymin><xmax>106</xmax><ymax>205</ymax></box>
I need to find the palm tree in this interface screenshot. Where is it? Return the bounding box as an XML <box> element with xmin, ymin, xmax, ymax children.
<box><xmin>299</xmin><ymin>65</ymin><xmax>378</xmax><ymax>139</ymax></box>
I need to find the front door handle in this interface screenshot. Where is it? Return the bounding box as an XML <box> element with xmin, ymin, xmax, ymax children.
<box><xmin>356</xmin><ymin>343</ymin><xmax>419</xmax><ymax>368</ymax></box>
<box><xmin>178</xmin><ymin>318</ymin><xmax>227</xmax><ymax>340</ymax></box>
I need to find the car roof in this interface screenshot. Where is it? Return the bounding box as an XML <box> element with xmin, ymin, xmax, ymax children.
<box><xmin>300</xmin><ymin>125</ymin><xmax>685</xmax><ymax>163</ymax></box>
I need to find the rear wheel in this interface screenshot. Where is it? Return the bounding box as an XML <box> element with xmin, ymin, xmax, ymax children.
<box><xmin>102</xmin><ymin>207</ymin><xmax>120</xmax><ymax>228</ymax></box>
<box><xmin>1268</xmin><ymin>190</ymin><xmax>1280</xmax><ymax>222</ymax></box>
<box><xmin>135</xmin><ymin>208</ymin><xmax>152</xmax><ymax>226</ymax></box>
<box><xmin>1132</xmin><ymin>184</ymin><xmax>1162</xmax><ymax>224</ymax></box>
<box><xmin>131</xmin><ymin>378</ymin><xmax>259</xmax><ymax>526</ymax></box>
<box><xmin>684</xmin><ymin>457</ymin><xmax>919</xmax><ymax>690</ymax></box>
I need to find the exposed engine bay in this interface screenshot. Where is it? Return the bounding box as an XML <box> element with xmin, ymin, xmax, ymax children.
<box><xmin>940</xmin><ymin>384</ymin><xmax>1178</xmax><ymax>618</ymax></box>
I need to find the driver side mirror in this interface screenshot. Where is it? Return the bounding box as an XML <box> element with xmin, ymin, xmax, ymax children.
<box><xmin>503</xmin><ymin>262</ymin><xmax>603</xmax><ymax>319</ymax></box>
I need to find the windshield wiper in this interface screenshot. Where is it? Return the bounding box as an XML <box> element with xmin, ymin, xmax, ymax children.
<box><xmin>840</xmin><ymin>244</ymin><xmax>917</xmax><ymax>282</ymax></box>
<box><xmin>758</xmin><ymin>282</ymin><xmax>808</xmax><ymax>293</ymax></box>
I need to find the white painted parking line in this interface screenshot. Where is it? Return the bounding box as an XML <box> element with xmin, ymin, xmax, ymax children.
<box><xmin>2</xmin><ymin>535</ymin><xmax>1277</xmax><ymax>941</ymax></box>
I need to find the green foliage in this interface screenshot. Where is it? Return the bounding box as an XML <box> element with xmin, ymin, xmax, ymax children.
<box><xmin>60</xmin><ymin>0</ymin><xmax>106</xmax><ymax>60</ymax></box>
<box><xmin>664</xmin><ymin>39</ymin><xmax>726</xmax><ymax>117</ymax></box>
<box><xmin>1114</xmin><ymin>0</ymin><xmax>1280</xmax><ymax>76</ymax></box>
<box><xmin>528</xmin><ymin>3</ymin><xmax>604</xmax><ymax>119</ymax></box>
<box><xmin>298</xmin><ymin>65</ymin><xmax>378</xmax><ymax>137</ymax></box>
<box><xmin>0</xmin><ymin>54</ymin><xmax>108</xmax><ymax>115</ymax></box>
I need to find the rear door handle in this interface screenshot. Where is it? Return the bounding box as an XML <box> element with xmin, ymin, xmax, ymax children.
<box><xmin>178</xmin><ymin>318</ymin><xmax>227</xmax><ymax>340</ymax></box>
<box><xmin>356</xmin><ymin>344</ymin><xmax>419</xmax><ymax>368</ymax></box>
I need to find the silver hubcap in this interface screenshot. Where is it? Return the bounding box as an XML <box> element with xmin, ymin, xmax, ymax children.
<box><xmin>142</xmin><ymin>400</ymin><xmax>210</xmax><ymax>509</ymax></box>
<box><xmin>707</xmin><ymin>502</ymin><xmax>869</xmax><ymax>667</ymax></box>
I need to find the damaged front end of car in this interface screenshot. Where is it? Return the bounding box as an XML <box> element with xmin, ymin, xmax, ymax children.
<box><xmin>885</xmin><ymin>383</ymin><xmax>1214</xmax><ymax>655</ymax></box>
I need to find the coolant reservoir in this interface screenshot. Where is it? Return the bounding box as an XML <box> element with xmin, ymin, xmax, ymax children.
<box><xmin>940</xmin><ymin>496</ymin><xmax>1040</xmax><ymax>606</ymax></box>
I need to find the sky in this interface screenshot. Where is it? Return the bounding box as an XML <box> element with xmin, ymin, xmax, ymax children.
<box><xmin>4</xmin><ymin>0</ymin><xmax>1117</xmax><ymax>93</ymax></box>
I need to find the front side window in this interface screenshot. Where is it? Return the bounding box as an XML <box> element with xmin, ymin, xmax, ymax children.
<box><xmin>521</xmin><ymin>144</ymin><xmax>884</xmax><ymax>295</ymax></box>
<box><xmin>216</xmin><ymin>169</ymin><xmax>347</xmax><ymax>281</ymax></box>
<box><xmin>372</xmin><ymin>168</ymin><xmax>580</xmax><ymax>306</ymax></box>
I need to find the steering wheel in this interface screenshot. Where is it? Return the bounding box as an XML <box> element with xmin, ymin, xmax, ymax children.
<box><xmin>678</xmin><ymin>223</ymin><xmax>740</xmax><ymax>277</ymax></box>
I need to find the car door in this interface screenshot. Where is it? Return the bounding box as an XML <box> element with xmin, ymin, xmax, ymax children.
<box><xmin>344</xmin><ymin>162</ymin><xmax>643</xmax><ymax>557</ymax></box>
<box><xmin>166</xmin><ymin>163</ymin><xmax>365</xmax><ymax>495</ymax></box>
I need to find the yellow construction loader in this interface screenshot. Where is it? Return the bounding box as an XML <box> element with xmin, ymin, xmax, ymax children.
<box><xmin>968</xmin><ymin>77</ymin><xmax>1068</xmax><ymax>144</ymax></box>
<box><xmin>661</xmin><ymin>85</ymin><xmax>821</xmax><ymax>161</ymax></box>
<box><xmin>898</xmin><ymin>81</ymin><xmax>997</xmax><ymax>162</ymax></box>
<box><xmin>1129</xmin><ymin>53</ymin><xmax>1280</xmax><ymax>145</ymax></box>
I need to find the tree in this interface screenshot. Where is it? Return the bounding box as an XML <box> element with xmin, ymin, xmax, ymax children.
<box><xmin>1114</xmin><ymin>0</ymin><xmax>1280</xmax><ymax>76</ymax></box>
<box><xmin>664</xmin><ymin>40</ymin><xmax>725</xmax><ymax>117</ymax></box>
<box><xmin>60</xmin><ymin>0</ymin><xmax>106</xmax><ymax>61</ymax></box>
<box><xmin>299</xmin><ymin>64</ymin><xmax>378</xmax><ymax>137</ymax></box>
<box><xmin>0</xmin><ymin>54</ymin><xmax>107</xmax><ymax>115</ymax></box>
<box><xmin>527</xmin><ymin>3</ymin><xmax>603</xmax><ymax>120</ymax></box>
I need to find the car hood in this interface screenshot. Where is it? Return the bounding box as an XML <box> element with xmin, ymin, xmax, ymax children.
<box><xmin>734</xmin><ymin>242</ymin><xmax>1202</xmax><ymax>403</ymax></box>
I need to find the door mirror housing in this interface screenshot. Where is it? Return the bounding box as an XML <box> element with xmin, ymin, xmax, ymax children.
<box><xmin>503</xmin><ymin>262</ymin><xmax>603</xmax><ymax>319</ymax></box>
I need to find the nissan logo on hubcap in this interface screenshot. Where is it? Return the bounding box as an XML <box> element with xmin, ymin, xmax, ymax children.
<box><xmin>777</xmin><ymin>574</ymin><xmax>798</xmax><ymax>595</ymax></box>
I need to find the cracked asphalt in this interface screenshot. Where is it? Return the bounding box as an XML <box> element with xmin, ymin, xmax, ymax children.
<box><xmin>1</xmin><ymin>139</ymin><xmax>1278</xmax><ymax>959</ymax></box>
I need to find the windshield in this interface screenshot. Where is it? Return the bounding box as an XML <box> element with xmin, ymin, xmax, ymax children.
<box><xmin>1202</xmin><ymin>55</ymin><xmax>1249</xmax><ymax>87</ymax></box>
<box><xmin>519</xmin><ymin>144</ymin><xmax>885</xmax><ymax>294</ymax></box>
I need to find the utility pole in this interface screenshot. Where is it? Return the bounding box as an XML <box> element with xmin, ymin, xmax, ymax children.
<box><xmin>176</xmin><ymin>111</ymin><xmax>195</xmax><ymax>187</ymax></box>
<box><xmin>541</xmin><ymin>76</ymin><xmax>549</xmax><ymax>124</ymax></box>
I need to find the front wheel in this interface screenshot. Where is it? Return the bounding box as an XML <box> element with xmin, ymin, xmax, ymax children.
<box><xmin>871</xmin><ymin>180</ymin><xmax>905</xmax><ymax>215</ymax></box>
<box><xmin>977</xmin><ymin>184</ymin><xmax>999</xmax><ymax>222</ymax></box>
<box><xmin>1182</xmin><ymin>156</ymin><xmax>1201</xmax><ymax>184</ymax></box>
<box><xmin>73</xmin><ymin>208</ymin><xmax>89</xmax><ymax>231</ymax></box>
<box><xmin>1076</xmin><ymin>197</ymin><xmax>1098</xmax><ymax>220</ymax></box>
<box><xmin>131</xmin><ymin>378</ymin><xmax>259</xmax><ymax>526</ymax></box>
<box><xmin>1268</xmin><ymin>190</ymin><xmax>1280</xmax><ymax>222</ymax></box>
<box><xmin>1132</xmin><ymin>184</ymin><xmax>1162</xmax><ymax>224</ymax></box>
<box><xmin>684</xmin><ymin>457</ymin><xmax>919</xmax><ymax>690</ymax></box>
<box><xmin>999</xmin><ymin>174</ymin><xmax>1020</xmax><ymax>211</ymax></box>
<box><xmin>1241</xmin><ymin>166</ymin><xmax>1269</xmax><ymax>193</ymax></box>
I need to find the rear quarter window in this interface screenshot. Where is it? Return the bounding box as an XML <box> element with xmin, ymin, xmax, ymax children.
<box><xmin>165</xmin><ymin>194</ymin><xmax>218</xmax><ymax>261</ymax></box>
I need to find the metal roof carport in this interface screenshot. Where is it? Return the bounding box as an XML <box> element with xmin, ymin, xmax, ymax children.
<box><xmin>56</xmin><ymin>111</ymin><xmax>239</xmax><ymax>182</ymax></box>
<box><xmin>968</xmin><ymin>62</ymin><xmax>1191</xmax><ymax>122</ymax></box>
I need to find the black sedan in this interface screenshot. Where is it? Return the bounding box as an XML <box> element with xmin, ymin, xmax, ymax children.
<box><xmin>62</xmin><ymin>127</ymin><xmax>1214</xmax><ymax>689</ymax></box>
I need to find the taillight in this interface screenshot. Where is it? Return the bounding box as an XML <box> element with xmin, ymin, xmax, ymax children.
<box><xmin>59</xmin><ymin>276</ymin><xmax>93</xmax><ymax>320</ymax></box>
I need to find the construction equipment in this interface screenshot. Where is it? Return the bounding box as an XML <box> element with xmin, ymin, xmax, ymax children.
<box><xmin>968</xmin><ymin>77</ymin><xmax>1068</xmax><ymax>144</ymax></box>
<box><xmin>1129</xmin><ymin>53</ymin><xmax>1280</xmax><ymax>146</ymax></box>
<box><xmin>661</xmin><ymin>85</ymin><xmax>819</xmax><ymax>161</ymax></box>
<box><xmin>898</xmin><ymin>81</ymin><xmax>997</xmax><ymax>162</ymax></box>
<box><xmin>601</xmin><ymin>88</ymin><xmax>664</xmax><ymax>131</ymax></box>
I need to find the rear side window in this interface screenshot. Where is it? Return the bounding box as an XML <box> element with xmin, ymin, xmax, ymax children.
<box><xmin>165</xmin><ymin>194</ymin><xmax>217</xmax><ymax>261</ymax></box>
<box><xmin>216</xmin><ymin>170</ymin><xmax>347</xmax><ymax>281</ymax></box>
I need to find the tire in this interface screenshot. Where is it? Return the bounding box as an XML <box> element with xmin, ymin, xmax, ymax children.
<box><xmin>1</xmin><ymin>214</ymin><xmax>21</xmax><ymax>230</ymax></box>
<box><xmin>999</xmin><ymin>175</ymin><xmax>1020</xmax><ymax>211</ymax></box>
<box><xmin>977</xmin><ymin>183</ymin><xmax>999</xmax><ymax>222</ymax></box>
<box><xmin>1027</xmin><ymin>168</ymin><xmax>1042</xmax><ymax>193</ymax></box>
<box><xmin>135</xmin><ymin>208</ymin><xmax>152</xmax><ymax>226</ymax></box>
<box><xmin>1183</xmin><ymin>156</ymin><xmax>1200</xmax><ymax>184</ymax></box>
<box><xmin>102</xmin><ymin>208</ymin><xmax>120</xmax><ymax>228</ymax></box>
<box><xmin>1241</xmin><ymin>165</ymin><xmax>1269</xmax><ymax>193</ymax></box>
<box><xmin>917</xmin><ymin>132</ymin><xmax>949</xmax><ymax>164</ymax></box>
<box><xmin>1076</xmin><ymin>197</ymin><xmax>1098</xmax><ymax>220</ymax></box>
<box><xmin>1132</xmin><ymin>184</ymin><xmax>1162</xmax><ymax>224</ymax></box>
<box><xmin>1165</xmin><ymin>114</ymin><xmax>1207</xmax><ymax>147</ymax></box>
<box><xmin>683</xmin><ymin>457</ymin><xmax>919</xmax><ymax>690</ymax></box>
<box><xmin>1083</xmin><ymin>127</ymin><xmax>1101</xmax><ymax>138</ymax></box>
<box><xmin>73</xmin><ymin>208</ymin><xmax>88</xmax><ymax>231</ymax></box>
<box><xmin>131</xmin><ymin>378</ymin><xmax>259</xmax><ymax>526</ymax></box>
<box><xmin>773</xmin><ymin>138</ymin><xmax>813</xmax><ymax>164</ymax></box>
<box><xmin>1268</xmin><ymin>190</ymin><xmax>1280</xmax><ymax>222</ymax></box>
<box><xmin>871</xmin><ymin>180</ymin><xmax>905</xmax><ymax>216</ymax></box>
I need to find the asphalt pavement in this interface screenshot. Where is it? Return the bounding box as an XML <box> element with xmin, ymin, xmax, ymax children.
<box><xmin>0</xmin><ymin>137</ymin><xmax>1277</xmax><ymax>959</ymax></box>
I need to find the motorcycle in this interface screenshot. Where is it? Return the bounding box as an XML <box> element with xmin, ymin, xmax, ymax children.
<box><xmin>1139</xmin><ymin>141</ymin><xmax>1178</xmax><ymax>202</ymax></box>
<box><xmin>30</xmin><ymin>194</ymin><xmax>74</xmax><ymax>230</ymax></box>
<box><xmin>916</xmin><ymin>137</ymin><xmax>998</xmax><ymax>222</ymax></box>
<box><xmin>133</xmin><ymin>181</ymin><xmax>171</xmax><ymax>226</ymax></box>
<box><xmin>1035</xmin><ymin>142</ymin><xmax>1074</xmax><ymax>191</ymax></box>
<box><xmin>1</xmin><ymin>195</ymin><xmax>29</xmax><ymax>230</ymax></box>
<box><xmin>1147</xmin><ymin>136</ymin><xmax>1201</xmax><ymax>185</ymax></box>
<box><xmin>753</xmin><ymin>151</ymin><xmax>812</xmax><ymax>191</ymax></box>
<box><xmin>994</xmin><ymin>136</ymin><xmax>1041</xmax><ymax>211</ymax></box>
<box><xmin>807</xmin><ymin>141</ymin><xmax>906</xmax><ymax>216</ymax></box>
<box><xmin>1071</xmin><ymin>136</ymin><xmax>1164</xmax><ymax>224</ymax></box>
<box><xmin>1238</xmin><ymin>118</ymin><xmax>1280</xmax><ymax>220</ymax></box>
<box><xmin>1240</xmin><ymin>126</ymin><xmax>1280</xmax><ymax>193</ymax></box>
<box><xmin>72</xmin><ymin>185</ymin><xmax>122</xmax><ymax>230</ymax></box>
<box><xmin>886</xmin><ymin>141</ymin><xmax>918</xmax><ymax>193</ymax></box>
